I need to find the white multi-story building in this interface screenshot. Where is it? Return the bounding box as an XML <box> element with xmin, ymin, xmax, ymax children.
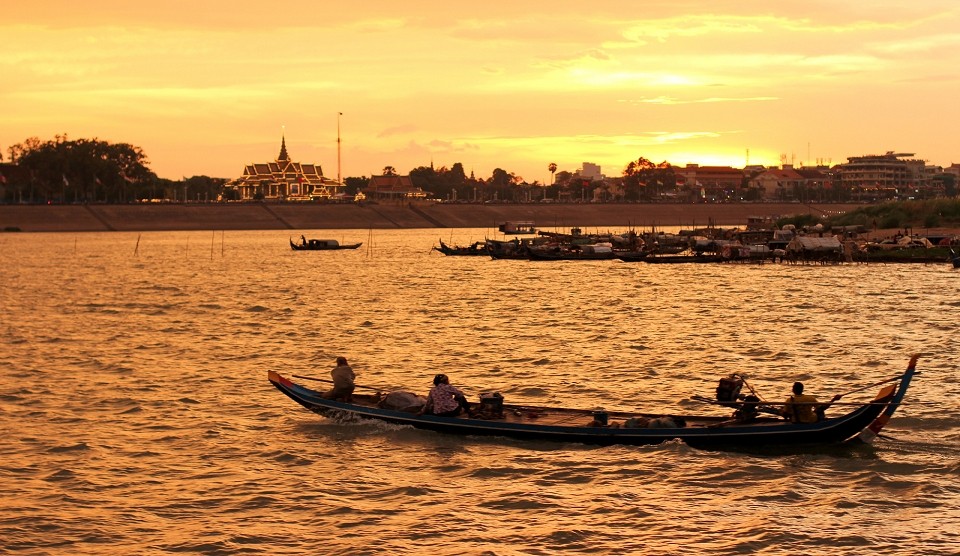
<box><xmin>838</xmin><ymin>152</ymin><xmax>928</xmax><ymax>199</ymax></box>
<box><xmin>579</xmin><ymin>162</ymin><xmax>603</xmax><ymax>181</ymax></box>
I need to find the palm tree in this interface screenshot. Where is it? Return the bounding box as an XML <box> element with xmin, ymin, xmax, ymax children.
<box><xmin>548</xmin><ymin>162</ymin><xmax>557</xmax><ymax>185</ymax></box>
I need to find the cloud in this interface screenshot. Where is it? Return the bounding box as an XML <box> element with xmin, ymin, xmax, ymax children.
<box><xmin>871</xmin><ymin>32</ymin><xmax>960</xmax><ymax>54</ymax></box>
<box><xmin>345</xmin><ymin>18</ymin><xmax>409</xmax><ymax>33</ymax></box>
<box><xmin>377</xmin><ymin>124</ymin><xmax>419</xmax><ymax>138</ymax></box>
<box><xmin>622</xmin><ymin>96</ymin><xmax>778</xmax><ymax>105</ymax></box>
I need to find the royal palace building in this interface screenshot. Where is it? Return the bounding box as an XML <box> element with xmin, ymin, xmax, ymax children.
<box><xmin>228</xmin><ymin>137</ymin><xmax>342</xmax><ymax>201</ymax></box>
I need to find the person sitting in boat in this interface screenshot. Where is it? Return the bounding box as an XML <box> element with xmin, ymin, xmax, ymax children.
<box><xmin>733</xmin><ymin>395</ymin><xmax>760</xmax><ymax>423</ymax></box>
<box><xmin>781</xmin><ymin>382</ymin><xmax>839</xmax><ymax>423</ymax></box>
<box><xmin>419</xmin><ymin>373</ymin><xmax>470</xmax><ymax>417</ymax></box>
<box><xmin>321</xmin><ymin>356</ymin><xmax>355</xmax><ymax>402</ymax></box>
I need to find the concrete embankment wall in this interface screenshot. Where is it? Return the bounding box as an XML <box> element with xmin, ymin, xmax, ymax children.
<box><xmin>0</xmin><ymin>202</ymin><xmax>859</xmax><ymax>233</ymax></box>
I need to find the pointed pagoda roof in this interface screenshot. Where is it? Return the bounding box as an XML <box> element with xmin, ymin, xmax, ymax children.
<box><xmin>277</xmin><ymin>136</ymin><xmax>289</xmax><ymax>162</ymax></box>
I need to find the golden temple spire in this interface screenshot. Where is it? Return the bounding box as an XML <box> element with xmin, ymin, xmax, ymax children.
<box><xmin>278</xmin><ymin>134</ymin><xmax>290</xmax><ymax>162</ymax></box>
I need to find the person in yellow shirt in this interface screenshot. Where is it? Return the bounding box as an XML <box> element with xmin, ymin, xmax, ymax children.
<box><xmin>782</xmin><ymin>382</ymin><xmax>839</xmax><ymax>423</ymax></box>
<box><xmin>322</xmin><ymin>356</ymin><xmax>355</xmax><ymax>402</ymax></box>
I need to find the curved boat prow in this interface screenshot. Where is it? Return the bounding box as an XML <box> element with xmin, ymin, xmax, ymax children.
<box><xmin>855</xmin><ymin>354</ymin><xmax>921</xmax><ymax>444</ymax></box>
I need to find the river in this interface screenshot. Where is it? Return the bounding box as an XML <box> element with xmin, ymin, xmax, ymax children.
<box><xmin>1</xmin><ymin>228</ymin><xmax>957</xmax><ymax>555</ymax></box>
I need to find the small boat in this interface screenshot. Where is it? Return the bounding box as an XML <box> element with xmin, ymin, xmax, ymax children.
<box><xmin>951</xmin><ymin>249</ymin><xmax>960</xmax><ymax>269</ymax></box>
<box><xmin>643</xmin><ymin>253</ymin><xmax>725</xmax><ymax>264</ymax></box>
<box><xmin>526</xmin><ymin>245</ymin><xmax>617</xmax><ymax>261</ymax></box>
<box><xmin>614</xmin><ymin>251</ymin><xmax>649</xmax><ymax>262</ymax></box>
<box><xmin>267</xmin><ymin>355</ymin><xmax>919</xmax><ymax>449</ymax></box>
<box><xmin>290</xmin><ymin>237</ymin><xmax>362</xmax><ymax>251</ymax></box>
<box><xmin>433</xmin><ymin>239</ymin><xmax>488</xmax><ymax>256</ymax></box>
<box><xmin>498</xmin><ymin>221</ymin><xmax>537</xmax><ymax>235</ymax></box>
<box><xmin>486</xmin><ymin>238</ymin><xmax>532</xmax><ymax>260</ymax></box>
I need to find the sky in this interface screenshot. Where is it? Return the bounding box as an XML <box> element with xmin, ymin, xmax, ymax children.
<box><xmin>2</xmin><ymin>1</ymin><xmax>959</xmax><ymax>184</ymax></box>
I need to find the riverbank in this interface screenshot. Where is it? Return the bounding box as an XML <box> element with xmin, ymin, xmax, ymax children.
<box><xmin>0</xmin><ymin>202</ymin><xmax>860</xmax><ymax>233</ymax></box>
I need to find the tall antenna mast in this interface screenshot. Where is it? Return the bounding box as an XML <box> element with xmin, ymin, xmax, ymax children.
<box><xmin>337</xmin><ymin>112</ymin><xmax>342</xmax><ymax>185</ymax></box>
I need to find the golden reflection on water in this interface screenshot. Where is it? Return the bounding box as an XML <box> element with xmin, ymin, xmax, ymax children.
<box><xmin>0</xmin><ymin>228</ymin><xmax>957</xmax><ymax>555</ymax></box>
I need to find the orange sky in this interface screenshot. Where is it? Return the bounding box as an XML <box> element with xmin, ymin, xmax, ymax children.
<box><xmin>3</xmin><ymin>1</ymin><xmax>959</xmax><ymax>183</ymax></box>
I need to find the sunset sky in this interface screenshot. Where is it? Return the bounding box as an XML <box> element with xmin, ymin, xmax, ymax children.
<box><xmin>3</xmin><ymin>1</ymin><xmax>958</xmax><ymax>184</ymax></box>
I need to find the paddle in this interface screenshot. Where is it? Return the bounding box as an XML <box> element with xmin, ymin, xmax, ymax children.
<box><xmin>291</xmin><ymin>374</ymin><xmax>386</xmax><ymax>393</ymax></box>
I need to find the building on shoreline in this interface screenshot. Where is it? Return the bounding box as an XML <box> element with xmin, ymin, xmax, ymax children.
<box><xmin>838</xmin><ymin>152</ymin><xmax>942</xmax><ymax>201</ymax></box>
<box><xmin>360</xmin><ymin>173</ymin><xmax>427</xmax><ymax>202</ymax></box>
<box><xmin>227</xmin><ymin>137</ymin><xmax>342</xmax><ymax>201</ymax></box>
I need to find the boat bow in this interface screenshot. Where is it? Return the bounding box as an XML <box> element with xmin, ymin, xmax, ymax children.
<box><xmin>855</xmin><ymin>353</ymin><xmax>920</xmax><ymax>443</ymax></box>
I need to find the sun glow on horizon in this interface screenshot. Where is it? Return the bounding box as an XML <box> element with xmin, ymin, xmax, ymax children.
<box><xmin>2</xmin><ymin>2</ymin><xmax>958</xmax><ymax>181</ymax></box>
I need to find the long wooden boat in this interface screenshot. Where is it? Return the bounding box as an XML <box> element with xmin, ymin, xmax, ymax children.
<box><xmin>267</xmin><ymin>355</ymin><xmax>919</xmax><ymax>448</ymax></box>
<box><xmin>290</xmin><ymin>237</ymin><xmax>362</xmax><ymax>250</ymax></box>
<box><xmin>433</xmin><ymin>239</ymin><xmax>488</xmax><ymax>256</ymax></box>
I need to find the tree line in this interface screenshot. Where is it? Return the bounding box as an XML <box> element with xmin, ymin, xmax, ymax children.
<box><xmin>1</xmin><ymin>134</ymin><xmax>691</xmax><ymax>204</ymax></box>
<box><xmin>2</xmin><ymin>135</ymin><xmax>229</xmax><ymax>204</ymax></box>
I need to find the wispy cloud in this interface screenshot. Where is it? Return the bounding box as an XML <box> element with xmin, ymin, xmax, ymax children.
<box><xmin>622</xmin><ymin>96</ymin><xmax>778</xmax><ymax>105</ymax></box>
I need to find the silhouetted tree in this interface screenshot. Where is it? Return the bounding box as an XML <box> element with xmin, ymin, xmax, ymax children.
<box><xmin>341</xmin><ymin>176</ymin><xmax>367</xmax><ymax>195</ymax></box>
<box><xmin>7</xmin><ymin>134</ymin><xmax>156</xmax><ymax>203</ymax></box>
<box><xmin>623</xmin><ymin>157</ymin><xmax>675</xmax><ymax>201</ymax></box>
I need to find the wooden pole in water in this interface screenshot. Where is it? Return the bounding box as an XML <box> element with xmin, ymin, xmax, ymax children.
<box><xmin>210</xmin><ymin>230</ymin><xmax>215</xmax><ymax>259</ymax></box>
<box><xmin>134</xmin><ymin>233</ymin><xmax>141</xmax><ymax>256</ymax></box>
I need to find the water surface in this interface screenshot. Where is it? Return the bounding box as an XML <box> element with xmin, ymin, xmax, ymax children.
<box><xmin>1</xmin><ymin>228</ymin><xmax>957</xmax><ymax>555</ymax></box>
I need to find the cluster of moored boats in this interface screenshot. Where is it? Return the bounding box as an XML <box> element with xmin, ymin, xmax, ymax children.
<box><xmin>433</xmin><ymin>222</ymin><xmax>960</xmax><ymax>265</ymax></box>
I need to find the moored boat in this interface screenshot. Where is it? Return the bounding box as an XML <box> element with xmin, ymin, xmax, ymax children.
<box><xmin>498</xmin><ymin>221</ymin><xmax>537</xmax><ymax>234</ymax></box>
<box><xmin>433</xmin><ymin>239</ymin><xmax>488</xmax><ymax>256</ymax></box>
<box><xmin>526</xmin><ymin>243</ymin><xmax>617</xmax><ymax>261</ymax></box>
<box><xmin>290</xmin><ymin>237</ymin><xmax>362</xmax><ymax>250</ymax></box>
<box><xmin>267</xmin><ymin>355</ymin><xmax>919</xmax><ymax>449</ymax></box>
<box><xmin>643</xmin><ymin>253</ymin><xmax>725</xmax><ymax>264</ymax></box>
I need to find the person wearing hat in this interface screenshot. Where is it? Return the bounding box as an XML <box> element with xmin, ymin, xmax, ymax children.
<box><xmin>419</xmin><ymin>373</ymin><xmax>471</xmax><ymax>417</ymax></box>
<box><xmin>322</xmin><ymin>356</ymin><xmax>355</xmax><ymax>402</ymax></box>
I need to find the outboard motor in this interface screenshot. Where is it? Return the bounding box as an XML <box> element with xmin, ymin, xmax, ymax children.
<box><xmin>478</xmin><ymin>392</ymin><xmax>504</xmax><ymax>419</ymax></box>
<box><xmin>716</xmin><ymin>374</ymin><xmax>744</xmax><ymax>405</ymax></box>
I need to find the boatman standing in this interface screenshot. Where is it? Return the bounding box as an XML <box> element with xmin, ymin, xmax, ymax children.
<box><xmin>323</xmin><ymin>356</ymin><xmax>356</xmax><ymax>402</ymax></box>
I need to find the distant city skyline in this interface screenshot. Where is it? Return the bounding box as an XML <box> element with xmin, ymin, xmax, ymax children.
<box><xmin>3</xmin><ymin>1</ymin><xmax>958</xmax><ymax>183</ymax></box>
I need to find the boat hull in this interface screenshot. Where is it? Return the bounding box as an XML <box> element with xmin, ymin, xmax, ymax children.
<box><xmin>433</xmin><ymin>239</ymin><xmax>488</xmax><ymax>256</ymax></box>
<box><xmin>268</xmin><ymin>362</ymin><xmax>915</xmax><ymax>448</ymax></box>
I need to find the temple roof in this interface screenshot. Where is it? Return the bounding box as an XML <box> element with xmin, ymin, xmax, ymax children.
<box><xmin>229</xmin><ymin>135</ymin><xmax>340</xmax><ymax>187</ymax></box>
